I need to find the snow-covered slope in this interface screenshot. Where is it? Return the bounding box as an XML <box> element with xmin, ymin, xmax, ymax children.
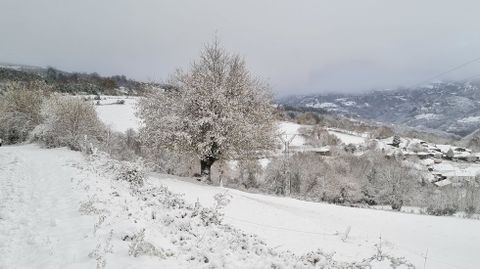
<box><xmin>3</xmin><ymin>145</ymin><xmax>478</xmax><ymax>268</ymax></box>
<box><xmin>156</xmin><ymin>175</ymin><xmax>480</xmax><ymax>269</ymax></box>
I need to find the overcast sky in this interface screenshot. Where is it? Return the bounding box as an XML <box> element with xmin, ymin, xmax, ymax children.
<box><xmin>2</xmin><ymin>0</ymin><xmax>480</xmax><ymax>95</ymax></box>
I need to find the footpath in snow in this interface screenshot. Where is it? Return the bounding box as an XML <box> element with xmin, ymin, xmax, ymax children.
<box><xmin>0</xmin><ymin>145</ymin><xmax>97</xmax><ymax>269</ymax></box>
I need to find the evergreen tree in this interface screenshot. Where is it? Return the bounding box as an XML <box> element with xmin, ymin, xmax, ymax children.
<box><xmin>392</xmin><ymin>135</ymin><xmax>401</xmax><ymax>148</ymax></box>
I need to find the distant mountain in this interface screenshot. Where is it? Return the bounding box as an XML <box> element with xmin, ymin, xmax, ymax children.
<box><xmin>279</xmin><ymin>81</ymin><xmax>480</xmax><ymax>137</ymax></box>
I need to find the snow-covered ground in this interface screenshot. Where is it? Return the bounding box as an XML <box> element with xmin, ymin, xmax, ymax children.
<box><xmin>277</xmin><ymin>121</ymin><xmax>305</xmax><ymax>147</ymax></box>
<box><xmin>94</xmin><ymin>97</ymin><xmax>141</xmax><ymax>132</ymax></box>
<box><xmin>433</xmin><ymin>161</ymin><xmax>480</xmax><ymax>179</ymax></box>
<box><xmin>1</xmin><ymin>144</ymin><xmax>480</xmax><ymax>268</ymax></box>
<box><xmin>2</xmin><ymin>145</ymin><xmax>293</xmax><ymax>268</ymax></box>
<box><xmin>156</xmin><ymin>176</ymin><xmax>480</xmax><ymax>269</ymax></box>
<box><xmin>327</xmin><ymin>129</ymin><xmax>367</xmax><ymax>145</ymax></box>
<box><xmin>0</xmin><ymin>145</ymin><xmax>97</xmax><ymax>268</ymax></box>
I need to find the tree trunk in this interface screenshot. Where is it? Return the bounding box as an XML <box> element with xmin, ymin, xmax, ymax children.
<box><xmin>391</xmin><ymin>199</ymin><xmax>403</xmax><ymax>211</ymax></box>
<box><xmin>200</xmin><ymin>157</ymin><xmax>216</xmax><ymax>184</ymax></box>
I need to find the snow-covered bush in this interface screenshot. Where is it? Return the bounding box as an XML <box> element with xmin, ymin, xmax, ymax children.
<box><xmin>103</xmin><ymin>128</ymin><xmax>141</xmax><ymax>161</ymax></box>
<box><xmin>263</xmin><ymin>153</ymin><xmax>365</xmax><ymax>203</ymax></box>
<box><xmin>141</xmin><ymin>146</ymin><xmax>198</xmax><ymax>177</ymax></box>
<box><xmin>79</xmin><ymin>197</ymin><xmax>108</xmax><ymax>215</ymax></box>
<box><xmin>426</xmin><ymin>204</ymin><xmax>458</xmax><ymax>216</ymax></box>
<box><xmin>116</xmin><ymin>161</ymin><xmax>146</xmax><ymax>188</ymax></box>
<box><xmin>0</xmin><ymin>81</ymin><xmax>49</xmax><ymax>144</ymax></box>
<box><xmin>263</xmin><ymin>157</ymin><xmax>290</xmax><ymax>195</ymax></box>
<box><xmin>235</xmin><ymin>159</ymin><xmax>262</xmax><ymax>189</ymax></box>
<box><xmin>128</xmin><ymin>229</ymin><xmax>166</xmax><ymax>258</ymax></box>
<box><xmin>33</xmin><ymin>94</ymin><xmax>106</xmax><ymax>151</ymax></box>
<box><xmin>86</xmin><ymin>151</ymin><xmax>148</xmax><ymax>190</ymax></box>
<box><xmin>0</xmin><ymin>112</ymin><xmax>35</xmax><ymax>144</ymax></box>
<box><xmin>260</xmin><ymin>150</ymin><xmax>424</xmax><ymax>210</ymax></box>
<box><xmin>88</xmin><ymin>230</ymin><xmax>113</xmax><ymax>269</ymax></box>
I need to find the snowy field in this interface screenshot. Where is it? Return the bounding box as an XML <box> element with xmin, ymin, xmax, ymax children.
<box><xmin>1</xmin><ymin>144</ymin><xmax>479</xmax><ymax>269</ymax></box>
<box><xmin>94</xmin><ymin>97</ymin><xmax>141</xmax><ymax>132</ymax></box>
<box><xmin>327</xmin><ymin>129</ymin><xmax>367</xmax><ymax>145</ymax></box>
<box><xmin>277</xmin><ymin>121</ymin><xmax>306</xmax><ymax>148</ymax></box>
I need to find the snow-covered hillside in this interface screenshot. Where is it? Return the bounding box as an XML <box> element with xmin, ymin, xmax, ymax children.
<box><xmin>1</xmin><ymin>145</ymin><xmax>479</xmax><ymax>269</ymax></box>
<box><xmin>279</xmin><ymin>81</ymin><xmax>480</xmax><ymax>137</ymax></box>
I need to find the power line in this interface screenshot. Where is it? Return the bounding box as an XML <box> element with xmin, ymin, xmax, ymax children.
<box><xmin>408</xmin><ymin>56</ymin><xmax>480</xmax><ymax>88</ymax></box>
<box><xmin>225</xmin><ymin>215</ymin><xmax>473</xmax><ymax>269</ymax></box>
<box><xmin>460</xmin><ymin>72</ymin><xmax>480</xmax><ymax>82</ymax></box>
<box><xmin>224</xmin><ymin>215</ymin><xmax>337</xmax><ymax>236</ymax></box>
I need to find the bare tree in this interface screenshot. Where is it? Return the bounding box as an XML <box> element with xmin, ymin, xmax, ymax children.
<box><xmin>138</xmin><ymin>39</ymin><xmax>276</xmax><ymax>183</ymax></box>
<box><xmin>368</xmin><ymin>159</ymin><xmax>416</xmax><ymax>210</ymax></box>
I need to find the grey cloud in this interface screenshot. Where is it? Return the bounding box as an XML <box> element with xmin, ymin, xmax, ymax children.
<box><xmin>1</xmin><ymin>0</ymin><xmax>480</xmax><ymax>96</ymax></box>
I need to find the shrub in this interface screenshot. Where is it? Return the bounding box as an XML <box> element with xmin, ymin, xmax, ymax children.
<box><xmin>141</xmin><ymin>146</ymin><xmax>198</xmax><ymax>177</ymax></box>
<box><xmin>103</xmin><ymin>128</ymin><xmax>141</xmax><ymax>161</ymax></box>
<box><xmin>426</xmin><ymin>204</ymin><xmax>458</xmax><ymax>216</ymax></box>
<box><xmin>116</xmin><ymin>161</ymin><xmax>146</xmax><ymax>188</ymax></box>
<box><xmin>0</xmin><ymin>112</ymin><xmax>34</xmax><ymax>144</ymax></box>
<box><xmin>128</xmin><ymin>229</ymin><xmax>165</xmax><ymax>258</ymax></box>
<box><xmin>236</xmin><ymin>159</ymin><xmax>262</xmax><ymax>189</ymax></box>
<box><xmin>0</xmin><ymin>81</ymin><xmax>49</xmax><ymax>144</ymax></box>
<box><xmin>33</xmin><ymin>94</ymin><xmax>106</xmax><ymax>151</ymax></box>
<box><xmin>365</xmin><ymin>158</ymin><xmax>417</xmax><ymax>211</ymax></box>
<box><xmin>465</xmin><ymin>205</ymin><xmax>477</xmax><ymax>216</ymax></box>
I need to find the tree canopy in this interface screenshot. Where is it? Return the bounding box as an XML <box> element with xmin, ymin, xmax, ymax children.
<box><xmin>138</xmin><ymin>40</ymin><xmax>276</xmax><ymax>182</ymax></box>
